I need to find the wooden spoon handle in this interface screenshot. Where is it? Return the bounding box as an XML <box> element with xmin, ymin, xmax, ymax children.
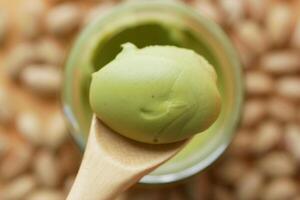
<box><xmin>66</xmin><ymin>126</ymin><xmax>145</xmax><ymax>200</ymax></box>
<box><xmin>67</xmin><ymin>116</ymin><xmax>187</xmax><ymax>200</ymax></box>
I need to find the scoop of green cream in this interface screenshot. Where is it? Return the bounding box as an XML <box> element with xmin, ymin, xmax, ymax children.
<box><xmin>89</xmin><ymin>43</ymin><xmax>221</xmax><ymax>144</ymax></box>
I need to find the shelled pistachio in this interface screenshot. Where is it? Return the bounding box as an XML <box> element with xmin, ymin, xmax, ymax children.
<box><xmin>241</xmin><ymin>99</ymin><xmax>267</xmax><ymax>127</ymax></box>
<box><xmin>257</xmin><ymin>151</ymin><xmax>297</xmax><ymax>177</ymax></box>
<box><xmin>291</xmin><ymin>18</ymin><xmax>300</xmax><ymax>49</ymax></box>
<box><xmin>16</xmin><ymin>111</ymin><xmax>43</xmax><ymax>146</ymax></box>
<box><xmin>0</xmin><ymin>175</ymin><xmax>36</xmax><ymax>200</ymax></box>
<box><xmin>5</xmin><ymin>43</ymin><xmax>37</xmax><ymax>80</ymax></box>
<box><xmin>284</xmin><ymin>124</ymin><xmax>300</xmax><ymax>161</ymax></box>
<box><xmin>27</xmin><ymin>189</ymin><xmax>65</xmax><ymax>200</ymax></box>
<box><xmin>262</xmin><ymin>178</ymin><xmax>298</xmax><ymax>200</ymax></box>
<box><xmin>236</xmin><ymin>170</ymin><xmax>265</xmax><ymax>200</ymax></box>
<box><xmin>266</xmin><ymin>3</ymin><xmax>293</xmax><ymax>47</ymax></box>
<box><xmin>19</xmin><ymin>0</ymin><xmax>46</xmax><ymax>39</ymax></box>
<box><xmin>245</xmin><ymin>71</ymin><xmax>274</xmax><ymax>95</ymax></box>
<box><xmin>46</xmin><ymin>3</ymin><xmax>82</xmax><ymax>37</ymax></box>
<box><xmin>276</xmin><ymin>77</ymin><xmax>300</xmax><ymax>101</ymax></box>
<box><xmin>250</xmin><ymin>120</ymin><xmax>282</xmax><ymax>154</ymax></box>
<box><xmin>0</xmin><ymin>88</ymin><xmax>16</xmax><ymax>125</ymax></box>
<box><xmin>0</xmin><ymin>143</ymin><xmax>33</xmax><ymax>179</ymax></box>
<box><xmin>218</xmin><ymin>0</ymin><xmax>245</xmax><ymax>25</ymax></box>
<box><xmin>0</xmin><ymin>10</ymin><xmax>8</xmax><ymax>45</ymax></box>
<box><xmin>35</xmin><ymin>38</ymin><xmax>65</xmax><ymax>66</ymax></box>
<box><xmin>20</xmin><ymin>64</ymin><xmax>62</xmax><ymax>97</ymax></box>
<box><xmin>84</xmin><ymin>2</ymin><xmax>115</xmax><ymax>25</ymax></box>
<box><xmin>193</xmin><ymin>1</ymin><xmax>224</xmax><ymax>25</ymax></box>
<box><xmin>234</xmin><ymin>20</ymin><xmax>269</xmax><ymax>55</ymax></box>
<box><xmin>268</xmin><ymin>97</ymin><xmax>297</xmax><ymax>122</ymax></box>
<box><xmin>33</xmin><ymin>150</ymin><xmax>62</xmax><ymax>187</ymax></box>
<box><xmin>260</xmin><ymin>50</ymin><xmax>300</xmax><ymax>74</ymax></box>
<box><xmin>44</xmin><ymin>110</ymin><xmax>68</xmax><ymax>149</ymax></box>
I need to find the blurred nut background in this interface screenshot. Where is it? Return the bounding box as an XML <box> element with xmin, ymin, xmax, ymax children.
<box><xmin>0</xmin><ymin>0</ymin><xmax>299</xmax><ymax>199</ymax></box>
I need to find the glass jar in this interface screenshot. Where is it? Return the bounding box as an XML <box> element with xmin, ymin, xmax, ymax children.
<box><xmin>62</xmin><ymin>0</ymin><xmax>243</xmax><ymax>185</ymax></box>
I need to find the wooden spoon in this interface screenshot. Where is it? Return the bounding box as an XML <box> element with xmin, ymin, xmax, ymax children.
<box><xmin>67</xmin><ymin>115</ymin><xmax>187</xmax><ymax>200</ymax></box>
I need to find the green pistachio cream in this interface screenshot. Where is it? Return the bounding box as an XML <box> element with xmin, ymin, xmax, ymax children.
<box><xmin>89</xmin><ymin>43</ymin><xmax>221</xmax><ymax>144</ymax></box>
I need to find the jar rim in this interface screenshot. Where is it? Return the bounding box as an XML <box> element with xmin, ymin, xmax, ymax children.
<box><xmin>62</xmin><ymin>0</ymin><xmax>244</xmax><ymax>185</ymax></box>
